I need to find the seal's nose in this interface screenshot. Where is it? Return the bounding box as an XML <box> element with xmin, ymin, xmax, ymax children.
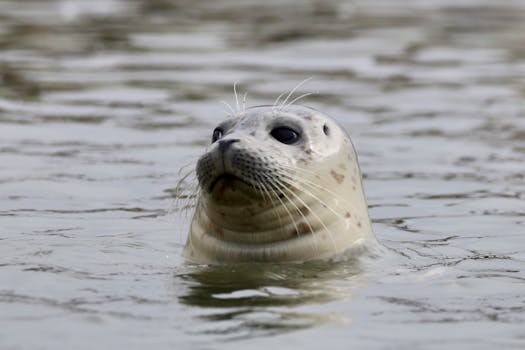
<box><xmin>218</xmin><ymin>139</ymin><xmax>239</xmax><ymax>153</ymax></box>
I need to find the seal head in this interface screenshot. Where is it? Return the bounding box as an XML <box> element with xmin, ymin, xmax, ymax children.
<box><xmin>183</xmin><ymin>105</ymin><xmax>376</xmax><ymax>263</ymax></box>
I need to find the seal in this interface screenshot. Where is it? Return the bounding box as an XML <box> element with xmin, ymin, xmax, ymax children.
<box><xmin>183</xmin><ymin>104</ymin><xmax>376</xmax><ymax>263</ymax></box>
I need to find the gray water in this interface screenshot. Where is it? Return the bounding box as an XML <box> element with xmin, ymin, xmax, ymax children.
<box><xmin>1</xmin><ymin>0</ymin><xmax>525</xmax><ymax>349</ymax></box>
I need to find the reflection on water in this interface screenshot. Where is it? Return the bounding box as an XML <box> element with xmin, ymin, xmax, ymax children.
<box><xmin>176</xmin><ymin>259</ymin><xmax>361</xmax><ymax>338</ymax></box>
<box><xmin>1</xmin><ymin>0</ymin><xmax>525</xmax><ymax>349</ymax></box>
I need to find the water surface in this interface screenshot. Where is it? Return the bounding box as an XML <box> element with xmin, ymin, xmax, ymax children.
<box><xmin>1</xmin><ymin>0</ymin><xmax>525</xmax><ymax>349</ymax></box>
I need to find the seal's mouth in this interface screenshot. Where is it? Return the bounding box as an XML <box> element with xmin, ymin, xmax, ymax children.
<box><xmin>209</xmin><ymin>173</ymin><xmax>251</xmax><ymax>193</ymax></box>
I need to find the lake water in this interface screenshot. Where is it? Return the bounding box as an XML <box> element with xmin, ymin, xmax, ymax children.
<box><xmin>1</xmin><ymin>0</ymin><xmax>525</xmax><ymax>349</ymax></box>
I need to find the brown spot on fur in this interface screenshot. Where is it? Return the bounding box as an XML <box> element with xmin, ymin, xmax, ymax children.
<box><xmin>250</xmin><ymin>131</ymin><xmax>256</xmax><ymax>136</ymax></box>
<box><xmin>298</xmin><ymin>158</ymin><xmax>308</xmax><ymax>164</ymax></box>
<box><xmin>294</xmin><ymin>222</ymin><xmax>311</xmax><ymax>236</ymax></box>
<box><xmin>357</xmin><ymin>221</ymin><xmax>362</xmax><ymax>228</ymax></box>
<box><xmin>298</xmin><ymin>206</ymin><xmax>310</xmax><ymax>216</ymax></box>
<box><xmin>304</xmin><ymin>115</ymin><xmax>312</xmax><ymax>121</ymax></box>
<box><xmin>345</xmin><ymin>212</ymin><xmax>351</xmax><ymax>218</ymax></box>
<box><xmin>352</xmin><ymin>185</ymin><xmax>356</xmax><ymax>191</ymax></box>
<box><xmin>305</xmin><ymin>149</ymin><xmax>312</xmax><ymax>155</ymax></box>
<box><xmin>207</xmin><ymin>221</ymin><xmax>223</xmax><ymax>237</ymax></box>
<box><xmin>330</xmin><ymin>169</ymin><xmax>345</xmax><ymax>184</ymax></box>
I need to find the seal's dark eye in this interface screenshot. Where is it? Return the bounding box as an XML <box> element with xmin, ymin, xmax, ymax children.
<box><xmin>270</xmin><ymin>126</ymin><xmax>300</xmax><ymax>145</ymax></box>
<box><xmin>212</xmin><ymin>127</ymin><xmax>223</xmax><ymax>143</ymax></box>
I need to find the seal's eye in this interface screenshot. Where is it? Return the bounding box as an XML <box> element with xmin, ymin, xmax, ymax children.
<box><xmin>270</xmin><ymin>126</ymin><xmax>300</xmax><ymax>145</ymax></box>
<box><xmin>212</xmin><ymin>127</ymin><xmax>223</xmax><ymax>143</ymax></box>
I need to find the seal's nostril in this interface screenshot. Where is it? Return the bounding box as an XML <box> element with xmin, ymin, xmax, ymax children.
<box><xmin>218</xmin><ymin>139</ymin><xmax>239</xmax><ymax>153</ymax></box>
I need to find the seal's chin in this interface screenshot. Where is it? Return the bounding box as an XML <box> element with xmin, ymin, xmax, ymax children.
<box><xmin>209</xmin><ymin>173</ymin><xmax>237</xmax><ymax>192</ymax></box>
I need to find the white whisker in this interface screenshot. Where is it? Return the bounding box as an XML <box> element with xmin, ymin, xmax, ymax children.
<box><xmin>274</xmin><ymin>177</ymin><xmax>337</xmax><ymax>253</ymax></box>
<box><xmin>284</xmin><ymin>92</ymin><xmax>314</xmax><ymax>108</ymax></box>
<box><xmin>270</xmin><ymin>178</ymin><xmax>320</xmax><ymax>253</ymax></box>
<box><xmin>233</xmin><ymin>81</ymin><xmax>240</xmax><ymax>112</ymax></box>
<box><xmin>279</xmin><ymin>77</ymin><xmax>313</xmax><ymax>110</ymax></box>
<box><xmin>242</xmin><ymin>92</ymin><xmax>248</xmax><ymax>112</ymax></box>
<box><xmin>279</xmin><ymin>172</ymin><xmax>348</xmax><ymax>223</ymax></box>
<box><xmin>276</xmin><ymin>163</ymin><xmax>357</xmax><ymax>207</ymax></box>
<box><xmin>220</xmin><ymin>100</ymin><xmax>236</xmax><ymax>115</ymax></box>
<box><xmin>273</xmin><ymin>90</ymin><xmax>288</xmax><ymax>109</ymax></box>
<box><xmin>263</xmin><ymin>175</ymin><xmax>302</xmax><ymax>243</ymax></box>
<box><xmin>255</xmin><ymin>174</ymin><xmax>285</xmax><ymax>230</ymax></box>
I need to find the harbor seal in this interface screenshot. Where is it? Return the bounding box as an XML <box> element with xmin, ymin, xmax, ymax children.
<box><xmin>183</xmin><ymin>104</ymin><xmax>376</xmax><ymax>263</ymax></box>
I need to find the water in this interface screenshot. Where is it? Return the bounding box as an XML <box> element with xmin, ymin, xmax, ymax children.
<box><xmin>1</xmin><ymin>0</ymin><xmax>525</xmax><ymax>349</ymax></box>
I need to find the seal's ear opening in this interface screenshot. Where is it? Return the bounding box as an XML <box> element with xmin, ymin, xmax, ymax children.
<box><xmin>323</xmin><ymin>124</ymin><xmax>330</xmax><ymax>136</ymax></box>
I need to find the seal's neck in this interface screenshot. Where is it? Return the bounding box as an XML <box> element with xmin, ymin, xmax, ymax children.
<box><xmin>193</xmin><ymin>188</ymin><xmax>336</xmax><ymax>244</ymax></box>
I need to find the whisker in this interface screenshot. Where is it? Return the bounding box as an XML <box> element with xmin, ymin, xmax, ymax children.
<box><xmin>233</xmin><ymin>81</ymin><xmax>240</xmax><ymax>113</ymax></box>
<box><xmin>279</xmin><ymin>77</ymin><xmax>313</xmax><ymax>110</ymax></box>
<box><xmin>185</xmin><ymin>186</ymin><xmax>200</xmax><ymax>218</ymax></box>
<box><xmin>242</xmin><ymin>91</ymin><xmax>248</xmax><ymax>112</ymax></box>
<box><xmin>276</xmin><ymin>163</ymin><xmax>358</xmax><ymax>207</ymax></box>
<box><xmin>171</xmin><ymin>160</ymin><xmax>200</xmax><ymax>243</ymax></box>
<box><xmin>172</xmin><ymin>180</ymin><xmax>198</xmax><ymax>217</ymax></box>
<box><xmin>252</xmin><ymin>174</ymin><xmax>271</xmax><ymax>205</ymax></box>
<box><xmin>273</xmin><ymin>90</ymin><xmax>288</xmax><ymax>109</ymax></box>
<box><xmin>261</xmin><ymin>175</ymin><xmax>303</xmax><ymax>243</ymax></box>
<box><xmin>172</xmin><ymin>156</ymin><xmax>201</xmax><ymax>210</ymax></box>
<box><xmin>279</xmin><ymin>172</ymin><xmax>349</xmax><ymax>223</ymax></box>
<box><xmin>284</xmin><ymin>92</ymin><xmax>314</xmax><ymax>108</ymax></box>
<box><xmin>220</xmin><ymin>100</ymin><xmax>236</xmax><ymax>115</ymax></box>
<box><xmin>255</xmin><ymin>173</ymin><xmax>285</xmax><ymax>230</ymax></box>
<box><xmin>274</xmin><ymin>177</ymin><xmax>338</xmax><ymax>253</ymax></box>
